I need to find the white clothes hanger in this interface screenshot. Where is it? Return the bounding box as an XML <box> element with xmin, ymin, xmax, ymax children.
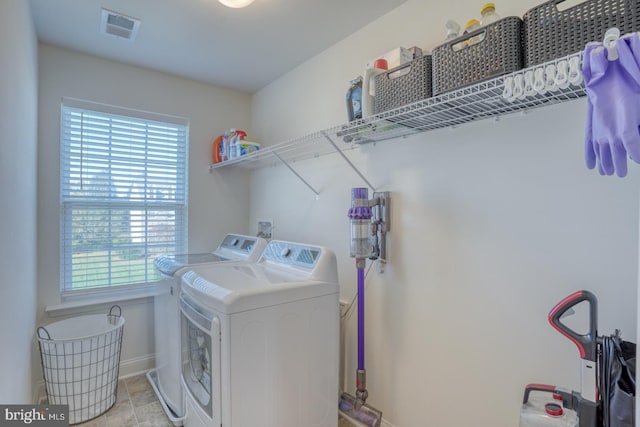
<box><xmin>603</xmin><ymin>27</ymin><xmax>621</xmax><ymax>61</ymax></box>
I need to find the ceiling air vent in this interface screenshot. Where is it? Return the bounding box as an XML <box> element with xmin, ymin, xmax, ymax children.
<box><xmin>100</xmin><ymin>8</ymin><xmax>141</xmax><ymax>41</ymax></box>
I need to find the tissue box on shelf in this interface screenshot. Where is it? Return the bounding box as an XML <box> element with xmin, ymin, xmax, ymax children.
<box><xmin>366</xmin><ymin>47</ymin><xmax>420</xmax><ymax>70</ymax></box>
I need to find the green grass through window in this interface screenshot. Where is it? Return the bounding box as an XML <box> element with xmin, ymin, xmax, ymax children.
<box><xmin>71</xmin><ymin>251</ymin><xmax>160</xmax><ymax>289</ymax></box>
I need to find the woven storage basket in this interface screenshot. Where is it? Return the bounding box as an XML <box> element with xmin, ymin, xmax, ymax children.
<box><xmin>432</xmin><ymin>16</ymin><xmax>523</xmax><ymax>96</ymax></box>
<box><xmin>524</xmin><ymin>0</ymin><xmax>640</xmax><ymax>67</ymax></box>
<box><xmin>374</xmin><ymin>55</ymin><xmax>433</xmax><ymax>114</ymax></box>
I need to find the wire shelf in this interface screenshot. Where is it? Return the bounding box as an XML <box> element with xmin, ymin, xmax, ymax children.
<box><xmin>211</xmin><ymin>130</ymin><xmax>361</xmax><ymax>171</ymax></box>
<box><xmin>209</xmin><ymin>52</ymin><xmax>586</xmax><ymax>172</ymax></box>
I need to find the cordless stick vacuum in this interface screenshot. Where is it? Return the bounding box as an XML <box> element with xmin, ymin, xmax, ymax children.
<box><xmin>339</xmin><ymin>188</ymin><xmax>390</xmax><ymax>427</ymax></box>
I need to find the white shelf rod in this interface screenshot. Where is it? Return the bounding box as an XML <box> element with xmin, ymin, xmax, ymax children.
<box><xmin>271</xmin><ymin>151</ymin><xmax>320</xmax><ymax>196</ymax></box>
<box><xmin>322</xmin><ymin>132</ymin><xmax>376</xmax><ymax>191</ymax></box>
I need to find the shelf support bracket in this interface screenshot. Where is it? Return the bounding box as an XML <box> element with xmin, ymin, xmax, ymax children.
<box><xmin>322</xmin><ymin>132</ymin><xmax>376</xmax><ymax>191</ymax></box>
<box><xmin>272</xmin><ymin>151</ymin><xmax>320</xmax><ymax>197</ymax></box>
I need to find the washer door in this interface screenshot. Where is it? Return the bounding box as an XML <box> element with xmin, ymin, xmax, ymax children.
<box><xmin>179</xmin><ymin>294</ymin><xmax>220</xmax><ymax>422</ymax></box>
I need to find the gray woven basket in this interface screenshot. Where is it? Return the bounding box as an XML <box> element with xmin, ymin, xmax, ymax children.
<box><xmin>524</xmin><ymin>0</ymin><xmax>640</xmax><ymax>67</ymax></box>
<box><xmin>432</xmin><ymin>16</ymin><xmax>523</xmax><ymax>96</ymax></box>
<box><xmin>374</xmin><ymin>55</ymin><xmax>433</xmax><ymax>114</ymax></box>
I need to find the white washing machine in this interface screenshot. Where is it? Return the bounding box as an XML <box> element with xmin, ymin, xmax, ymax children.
<box><xmin>179</xmin><ymin>240</ymin><xmax>339</xmax><ymax>427</ymax></box>
<box><xmin>148</xmin><ymin>234</ymin><xmax>267</xmax><ymax>425</ymax></box>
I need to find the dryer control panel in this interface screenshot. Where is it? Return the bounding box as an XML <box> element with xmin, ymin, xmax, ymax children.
<box><xmin>261</xmin><ymin>241</ymin><xmax>321</xmax><ymax>270</ymax></box>
<box><xmin>219</xmin><ymin>234</ymin><xmax>258</xmax><ymax>254</ymax></box>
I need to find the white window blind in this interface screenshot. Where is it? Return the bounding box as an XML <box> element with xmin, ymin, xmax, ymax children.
<box><xmin>60</xmin><ymin>99</ymin><xmax>188</xmax><ymax>295</ymax></box>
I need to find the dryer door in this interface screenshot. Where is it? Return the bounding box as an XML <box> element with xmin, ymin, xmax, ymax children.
<box><xmin>179</xmin><ymin>294</ymin><xmax>220</xmax><ymax>424</ymax></box>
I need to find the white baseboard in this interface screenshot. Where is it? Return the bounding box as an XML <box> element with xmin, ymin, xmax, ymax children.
<box><xmin>35</xmin><ymin>353</ymin><xmax>155</xmax><ymax>403</ymax></box>
<box><xmin>118</xmin><ymin>353</ymin><xmax>155</xmax><ymax>378</ymax></box>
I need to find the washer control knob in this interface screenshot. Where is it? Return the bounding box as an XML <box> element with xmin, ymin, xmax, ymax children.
<box><xmin>280</xmin><ymin>248</ymin><xmax>292</xmax><ymax>257</ymax></box>
<box><xmin>231</xmin><ymin>238</ymin><xmax>240</xmax><ymax>246</ymax></box>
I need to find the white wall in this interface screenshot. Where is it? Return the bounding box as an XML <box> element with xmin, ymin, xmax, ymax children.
<box><xmin>250</xmin><ymin>1</ymin><xmax>639</xmax><ymax>426</ymax></box>
<box><xmin>0</xmin><ymin>0</ymin><xmax>39</xmax><ymax>403</ymax></box>
<box><xmin>36</xmin><ymin>44</ymin><xmax>252</xmax><ymax>379</ymax></box>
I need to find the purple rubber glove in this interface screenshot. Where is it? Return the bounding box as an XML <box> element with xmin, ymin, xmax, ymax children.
<box><xmin>622</xmin><ymin>32</ymin><xmax>640</xmax><ymax>73</ymax></box>
<box><xmin>584</xmin><ymin>98</ymin><xmax>609</xmax><ymax>175</ymax></box>
<box><xmin>583</xmin><ymin>44</ymin><xmax>600</xmax><ymax>174</ymax></box>
<box><xmin>618</xmin><ymin>33</ymin><xmax>640</xmax><ymax>162</ymax></box>
<box><xmin>583</xmin><ymin>34</ymin><xmax>640</xmax><ymax>177</ymax></box>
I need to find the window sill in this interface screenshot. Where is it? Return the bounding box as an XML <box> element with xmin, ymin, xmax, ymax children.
<box><xmin>45</xmin><ymin>284</ymin><xmax>161</xmax><ymax>317</ymax></box>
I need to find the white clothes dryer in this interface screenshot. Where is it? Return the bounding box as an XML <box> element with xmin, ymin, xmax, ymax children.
<box><xmin>148</xmin><ymin>234</ymin><xmax>267</xmax><ymax>425</ymax></box>
<box><xmin>179</xmin><ymin>240</ymin><xmax>339</xmax><ymax>427</ymax></box>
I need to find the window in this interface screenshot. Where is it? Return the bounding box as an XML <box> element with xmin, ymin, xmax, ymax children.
<box><xmin>60</xmin><ymin>98</ymin><xmax>188</xmax><ymax>296</ymax></box>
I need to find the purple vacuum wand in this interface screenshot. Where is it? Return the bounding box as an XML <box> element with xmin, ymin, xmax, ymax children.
<box><xmin>348</xmin><ymin>188</ymin><xmax>373</xmax><ymax>405</ymax></box>
<box><xmin>339</xmin><ymin>188</ymin><xmax>389</xmax><ymax>426</ymax></box>
<box><xmin>357</xmin><ymin>267</ymin><xmax>365</xmax><ymax>372</ymax></box>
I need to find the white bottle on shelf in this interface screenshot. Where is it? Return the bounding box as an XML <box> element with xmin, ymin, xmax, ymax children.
<box><xmin>445</xmin><ymin>19</ymin><xmax>461</xmax><ymax>40</ymax></box>
<box><xmin>480</xmin><ymin>2</ymin><xmax>500</xmax><ymax>26</ymax></box>
<box><xmin>226</xmin><ymin>129</ymin><xmax>237</xmax><ymax>160</ymax></box>
<box><xmin>463</xmin><ymin>19</ymin><xmax>484</xmax><ymax>47</ymax></box>
<box><xmin>464</xmin><ymin>18</ymin><xmax>481</xmax><ymax>33</ymax></box>
<box><xmin>362</xmin><ymin>59</ymin><xmax>388</xmax><ymax>118</ymax></box>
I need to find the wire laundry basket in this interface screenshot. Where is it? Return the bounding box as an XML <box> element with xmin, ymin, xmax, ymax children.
<box><xmin>37</xmin><ymin>305</ymin><xmax>125</xmax><ymax>425</ymax></box>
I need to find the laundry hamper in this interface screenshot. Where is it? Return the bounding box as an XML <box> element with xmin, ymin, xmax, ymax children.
<box><xmin>37</xmin><ymin>305</ymin><xmax>125</xmax><ymax>425</ymax></box>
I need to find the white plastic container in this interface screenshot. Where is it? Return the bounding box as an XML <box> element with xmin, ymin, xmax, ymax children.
<box><xmin>445</xmin><ymin>19</ymin><xmax>461</xmax><ymax>40</ymax></box>
<box><xmin>362</xmin><ymin>58</ymin><xmax>388</xmax><ymax>118</ymax></box>
<box><xmin>454</xmin><ymin>19</ymin><xmax>484</xmax><ymax>50</ymax></box>
<box><xmin>480</xmin><ymin>2</ymin><xmax>500</xmax><ymax>26</ymax></box>
<box><xmin>236</xmin><ymin>141</ymin><xmax>260</xmax><ymax>157</ymax></box>
<box><xmin>464</xmin><ymin>18</ymin><xmax>481</xmax><ymax>33</ymax></box>
<box><xmin>520</xmin><ymin>400</ymin><xmax>578</xmax><ymax>427</ymax></box>
<box><xmin>366</xmin><ymin>47</ymin><xmax>412</xmax><ymax>70</ymax></box>
<box><xmin>228</xmin><ymin>134</ymin><xmax>239</xmax><ymax>159</ymax></box>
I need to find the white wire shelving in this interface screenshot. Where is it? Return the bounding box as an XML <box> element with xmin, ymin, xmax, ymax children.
<box><xmin>209</xmin><ymin>53</ymin><xmax>586</xmax><ymax>193</ymax></box>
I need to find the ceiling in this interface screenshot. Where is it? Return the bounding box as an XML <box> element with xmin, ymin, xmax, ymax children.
<box><xmin>29</xmin><ymin>0</ymin><xmax>406</xmax><ymax>93</ymax></box>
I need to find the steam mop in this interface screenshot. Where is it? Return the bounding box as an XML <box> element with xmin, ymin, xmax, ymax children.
<box><xmin>520</xmin><ymin>291</ymin><xmax>599</xmax><ymax>427</ymax></box>
<box><xmin>339</xmin><ymin>188</ymin><xmax>389</xmax><ymax>427</ymax></box>
<box><xmin>520</xmin><ymin>290</ymin><xmax>637</xmax><ymax>427</ymax></box>
<box><xmin>547</xmin><ymin>290</ymin><xmax>599</xmax><ymax>427</ymax></box>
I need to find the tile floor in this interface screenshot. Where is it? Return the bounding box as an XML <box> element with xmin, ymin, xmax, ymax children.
<box><xmin>58</xmin><ymin>372</ymin><xmax>357</xmax><ymax>426</ymax></box>
<box><xmin>338</xmin><ymin>415</ymin><xmax>357</xmax><ymax>427</ymax></box>
<box><xmin>75</xmin><ymin>374</ymin><xmax>173</xmax><ymax>427</ymax></box>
